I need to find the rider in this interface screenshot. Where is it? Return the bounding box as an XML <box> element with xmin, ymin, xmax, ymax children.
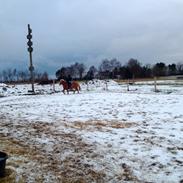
<box><xmin>66</xmin><ymin>74</ymin><xmax>72</xmax><ymax>89</ymax></box>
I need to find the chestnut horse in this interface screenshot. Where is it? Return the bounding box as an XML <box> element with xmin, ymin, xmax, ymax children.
<box><xmin>59</xmin><ymin>79</ymin><xmax>81</xmax><ymax>94</ymax></box>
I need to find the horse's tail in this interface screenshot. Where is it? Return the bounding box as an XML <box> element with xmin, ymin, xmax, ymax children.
<box><xmin>78</xmin><ymin>85</ymin><xmax>81</xmax><ymax>91</ymax></box>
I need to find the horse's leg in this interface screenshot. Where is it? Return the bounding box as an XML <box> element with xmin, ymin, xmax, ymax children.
<box><xmin>67</xmin><ymin>89</ymin><xmax>69</xmax><ymax>94</ymax></box>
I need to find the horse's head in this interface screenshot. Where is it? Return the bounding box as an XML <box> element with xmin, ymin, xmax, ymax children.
<box><xmin>59</xmin><ymin>79</ymin><xmax>65</xmax><ymax>85</ymax></box>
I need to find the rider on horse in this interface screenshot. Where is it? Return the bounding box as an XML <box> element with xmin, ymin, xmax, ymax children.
<box><xmin>66</xmin><ymin>74</ymin><xmax>72</xmax><ymax>89</ymax></box>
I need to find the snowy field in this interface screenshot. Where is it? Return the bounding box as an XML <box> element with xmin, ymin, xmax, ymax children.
<box><xmin>0</xmin><ymin>80</ymin><xmax>183</xmax><ymax>183</ymax></box>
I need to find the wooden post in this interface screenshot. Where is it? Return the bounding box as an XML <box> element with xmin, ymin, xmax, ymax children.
<box><xmin>127</xmin><ymin>79</ymin><xmax>129</xmax><ymax>91</ymax></box>
<box><xmin>132</xmin><ymin>74</ymin><xmax>135</xmax><ymax>84</ymax></box>
<box><xmin>53</xmin><ymin>79</ymin><xmax>55</xmax><ymax>92</ymax></box>
<box><xmin>105</xmin><ymin>80</ymin><xmax>108</xmax><ymax>90</ymax></box>
<box><xmin>86</xmin><ymin>81</ymin><xmax>89</xmax><ymax>91</ymax></box>
<box><xmin>154</xmin><ymin>76</ymin><xmax>157</xmax><ymax>92</ymax></box>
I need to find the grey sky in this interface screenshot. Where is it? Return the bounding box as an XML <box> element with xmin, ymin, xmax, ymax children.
<box><xmin>0</xmin><ymin>0</ymin><xmax>183</xmax><ymax>75</ymax></box>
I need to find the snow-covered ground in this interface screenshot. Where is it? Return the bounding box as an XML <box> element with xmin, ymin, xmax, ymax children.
<box><xmin>0</xmin><ymin>80</ymin><xmax>183</xmax><ymax>182</ymax></box>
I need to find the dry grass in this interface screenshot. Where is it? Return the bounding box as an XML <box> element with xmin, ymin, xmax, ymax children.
<box><xmin>0</xmin><ymin>120</ymin><xmax>108</xmax><ymax>182</ymax></box>
<box><xmin>0</xmin><ymin>118</ymin><xmax>138</xmax><ymax>183</ymax></box>
<box><xmin>71</xmin><ymin>120</ymin><xmax>135</xmax><ymax>131</ymax></box>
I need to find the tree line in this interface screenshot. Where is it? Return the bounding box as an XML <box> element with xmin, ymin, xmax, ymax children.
<box><xmin>56</xmin><ymin>58</ymin><xmax>183</xmax><ymax>80</ymax></box>
<box><xmin>0</xmin><ymin>68</ymin><xmax>48</xmax><ymax>83</ymax></box>
<box><xmin>1</xmin><ymin>58</ymin><xmax>183</xmax><ymax>83</ymax></box>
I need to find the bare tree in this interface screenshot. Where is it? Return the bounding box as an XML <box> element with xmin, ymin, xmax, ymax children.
<box><xmin>86</xmin><ymin>66</ymin><xmax>98</xmax><ymax>79</ymax></box>
<box><xmin>41</xmin><ymin>72</ymin><xmax>49</xmax><ymax>81</ymax></box>
<box><xmin>99</xmin><ymin>59</ymin><xmax>111</xmax><ymax>72</ymax></box>
<box><xmin>176</xmin><ymin>62</ymin><xmax>183</xmax><ymax>75</ymax></box>
<box><xmin>127</xmin><ymin>58</ymin><xmax>142</xmax><ymax>79</ymax></box>
<box><xmin>7</xmin><ymin>69</ymin><xmax>13</xmax><ymax>82</ymax></box>
<box><xmin>99</xmin><ymin>58</ymin><xmax>121</xmax><ymax>79</ymax></box>
<box><xmin>77</xmin><ymin>63</ymin><xmax>86</xmax><ymax>79</ymax></box>
<box><xmin>13</xmin><ymin>69</ymin><xmax>17</xmax><ymax>81</ymax></box>
<box><xmin>2</xmin><ymin>70</ymin><xmax>8</xmax><ymax>82</ymax></box>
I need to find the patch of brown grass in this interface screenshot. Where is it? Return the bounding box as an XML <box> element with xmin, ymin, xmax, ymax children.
<box><xmin>0</xmin><ymin>118</ymin><xmax>138</xmax><ymax>183</ymax></box>
<box><xmin>71</xmin><ymin>120</ymin><xmax>135</xmax><ymax>131</ymax></box>
<box><xmin>0</xmin><ymin>134</ymin><xmax>38</xmax><ymax>158</ymax></box>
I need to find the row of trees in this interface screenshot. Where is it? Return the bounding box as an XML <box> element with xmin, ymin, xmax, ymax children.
<box><xmin>56</xmin><ymin>58</ymin><xmax>183</xmax><ymax>80</ymax></box>
<box><xmin>56</xmin><ymin>62</ymin><xmax>85</xmax><ymax>80</ymax></box>
<box><xmin>1</xmin><ymin>58</ymin><xmax>183</xmax><ymax>83</ymax></box>
<box><xmin>0</xmin><ymin>68</ymin><xmax>48</xmax><ymax>83</ymax></box>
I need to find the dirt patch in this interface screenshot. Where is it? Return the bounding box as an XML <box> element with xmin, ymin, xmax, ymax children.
<box><xmin>0</xmin><ymin>118</ymin><xmax>108</xmax><ymax>182</ymax></box>
<box><xmin>0</xmin><ymin>116</ymin><xmax>139</xmax><ymax>183</ymax></box>
<box><xmin>70</xmin><ymin>120</ymin><xmax>136</xmax><ymax>131</ymax></box>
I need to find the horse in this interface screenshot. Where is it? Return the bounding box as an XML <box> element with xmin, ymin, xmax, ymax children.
<box><xmin>59</xmin><ymin>79</ymin><xmax>81</xmax><ymax>94</ymax></box>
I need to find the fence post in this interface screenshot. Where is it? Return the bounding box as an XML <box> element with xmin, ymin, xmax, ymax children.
<box><xmin>105</xmin><ymin>80</ymin><xmax>108</xmax><ymax>90</ymax></box>
<box><xmin>154</xmin><ymin>77</ymin><xmax>157</xmax><ymax>92</ymax></box>
<box><xmin>53</xmin><ymin>79</ymin><xmax>55</xmax><ymax>92</ymax></box>
<box><xmin>127</xmin><ymin>79</ymin><xmax>129</xmax><ymax>91</ymax></box>
<box><xmin>86</xmin><ymin>81</ymin><xmax>89</xmax><ymax>91</ymax></box>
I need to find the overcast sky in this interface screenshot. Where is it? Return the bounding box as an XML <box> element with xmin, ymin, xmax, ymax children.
<box><xmin>0</xmin><ymin>0</ymin><xmax>183</xmax><ymax>75</ymax></box>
